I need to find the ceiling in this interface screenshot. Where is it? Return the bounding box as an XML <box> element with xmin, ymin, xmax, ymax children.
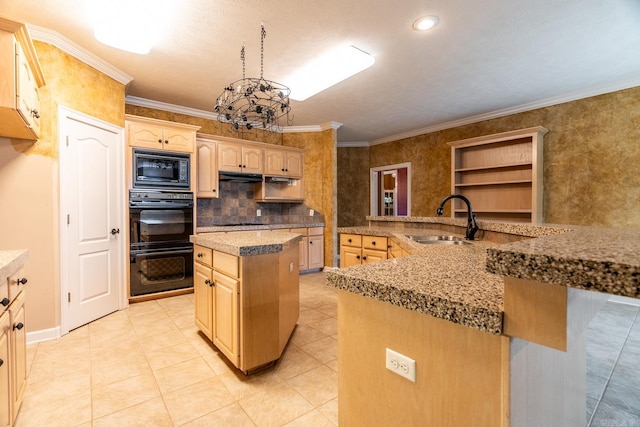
<box><xmin>2</xmin><ymin>0</ymin><xmax>640</xmax><ymax>144</ymax></box>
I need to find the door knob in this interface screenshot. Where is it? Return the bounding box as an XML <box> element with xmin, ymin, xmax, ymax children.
<box><xmin>13</xmin><ymin>322</ymin><xmax>24</xmax><ymax>331</ymax></box>
<box><xmin>1</xmin><ymin>298</ymin><xmax>9</xmax><ymax>307</ymax></box>
<box><xmin>111</xmin><ymin>228</ymin><xmax>120</xmax><ymax>235</ymax></box>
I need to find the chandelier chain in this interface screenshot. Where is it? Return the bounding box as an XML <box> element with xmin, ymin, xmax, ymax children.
<box><xmin>260</xmin><ymin>24</ymin><xmax>266</xmax><ymax>79</ymax></box>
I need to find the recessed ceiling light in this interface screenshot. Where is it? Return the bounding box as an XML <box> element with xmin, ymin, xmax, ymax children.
<box><xmin>413</xmin><ymin>16</ymin><xmax>439</xmax><ymax>32</ymax></box>
<box><xmin>284</xmin><ymin>45</ymin><xmax>375</xmax><ymax>101</ymax></box>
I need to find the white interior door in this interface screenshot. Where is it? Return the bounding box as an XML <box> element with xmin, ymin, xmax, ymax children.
<box><xmin>59</xmin><ymin>107</ymin><xmax>125</xmax><ymax>333</ymax></box>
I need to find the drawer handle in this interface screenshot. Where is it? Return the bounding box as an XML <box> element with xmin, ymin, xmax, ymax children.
<box><xmin>1</xmin><ymin>298</ymin><xmax>9</xmax><ymax>307</ymax></box>
<box><xmin>17</xmin><ymin>278</ymin><xmax>28</xmax><ymax>285</ymax></box>
<box><xmin>197</xmin><ymin>253</ymin><xmax>203</xmax><ymax>258</ymax></box>
<box><xmin>372</xmin><ymin>241</ymin><xmax>376</xmax><ymax>246</ymax></box>
<box><xmin>13</xmin><ymin>322</ymin><xmax>24</xmax><ymax>331</ymax></box>
<box><xmin>348</xmin><ymin>239</ymin><xmax>352</xmax><ymax>243</ymax></box>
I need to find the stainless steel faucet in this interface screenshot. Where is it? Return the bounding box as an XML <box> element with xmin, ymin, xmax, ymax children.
<box><xmin>436</xmin><ymin>195</ymin><xmax>479</xmax><ymax>240</ymax></box>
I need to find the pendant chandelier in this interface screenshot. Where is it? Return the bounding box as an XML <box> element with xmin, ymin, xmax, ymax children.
<box><xmin>214</xmin><ymin>25</ymin><xmax>292</xmax><ymax>133</ymax></box>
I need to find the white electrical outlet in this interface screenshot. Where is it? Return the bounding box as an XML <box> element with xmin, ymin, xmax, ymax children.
<box><xmin>256</xmin><ymin>209</ymin><xmax>261</xmax><ymax>216</ymax></box>
<box><xmin>385</xmin><ymin>348</ymin><xmax>416</xmax><ymax>382</ymax></box>
<box><xmin>309</xmin><ymin>209</ymin><xmax>314</xmax><ymax>216</ymax></box>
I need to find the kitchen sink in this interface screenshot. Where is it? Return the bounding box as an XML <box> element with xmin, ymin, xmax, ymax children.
<box><xmin>405</xmin><ymin>235</ymin><xmax>471</xmax><ymax>245</ymax></box>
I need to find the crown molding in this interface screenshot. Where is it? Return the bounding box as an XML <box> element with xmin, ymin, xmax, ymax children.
<box><xmin>370</xmin><ymin>77</ymin><xmax>640</xmax><ymax>146</ymax></box>
<box><xmin>126</xmin><ymin>95</ymin><xmax>219</xmax><ymax>120</ymax></box>
<box><xmin>27</xmin><ymin>24</ymin><xmax>133</xmax><ymax>87</ymax></box>
<box><xmin>338</xmin><ymin>141</ymin><xmax>370</xmax><ymax>148</ymax></box>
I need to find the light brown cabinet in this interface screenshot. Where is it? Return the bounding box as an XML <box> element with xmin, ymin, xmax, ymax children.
<box><xmin>292</xmin><ymin>227</ymin><xmax>324</xmax><ymax>272</ymax></box>
<box><xmin>193</xmin><ymin>242</ymin><xmax>298</xmax><ymax>373</ymax></box>
<box><xmin>217</xmin><ymin>141</ymin><xmax>263</xmax><ymax>174</ymax></box>
<box><xmin>0</xmin><ymin>18</ymin><xmax>45</xmax><ymax>140</ymax></box>
<box><xmin>265</xmin><ymin>149</ymin><xmax>303</xmax><ymax>178</ymax></box>
<box><xmin>126</xmin><ymin>115</ymin><xmax>199</xmax><ymax>153</ymax></box>
<box><xmin>448</xmin><ymin>126</ymin><xmax>547</xmax><ymax>223</ymax></box>
<box><xmin>195</xmin><ymin>140</ymin><xmax>218</xmax><ymax>198</ymax></box>
<box><xmin>387</xmin><ymin>238</ymin><xmax>409</xmax><ymax>259</ymax></box>
<box><xmin>0</xmin><ymin>258</ymin><xmax>28</xmax><ymax>427</ymax></box>
<box><xmin>340</xmin><ymin>234</ymin><xmax>388</xmax><ymax>268</ymax></box>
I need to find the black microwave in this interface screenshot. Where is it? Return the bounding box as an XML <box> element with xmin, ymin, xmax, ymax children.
<box><xmin>133</xmin><ymin>149</ymin><xmax>190</xmax><ymax>190</ymax></box>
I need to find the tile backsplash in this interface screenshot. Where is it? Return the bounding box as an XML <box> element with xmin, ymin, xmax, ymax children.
<box><xmin>197</xmin><ymin>181</ymin><xmax>324</xmax><ymax>226</ymax></box>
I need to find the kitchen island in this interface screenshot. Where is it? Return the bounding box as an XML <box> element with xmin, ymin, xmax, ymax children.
<box><xmin>190</xmin><ymin>231</ymin><xmax>301</xmax><ymax>374</ymax></box>
<box><xmin>327</xmin><ymin>218</ymin><xmax>640</xmax><ymax>427</ymax></box>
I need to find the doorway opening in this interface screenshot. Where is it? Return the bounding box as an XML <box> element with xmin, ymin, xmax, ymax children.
<box><xmin>370</xmin><ymin>162</ymin><xmax>411</xmax><ymax>217</ymax></box>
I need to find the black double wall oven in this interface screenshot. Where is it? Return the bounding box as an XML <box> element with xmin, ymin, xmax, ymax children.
<box><xmin>129</xmin><ymin>149</ymin><xmax>193</xmax><ymax>297</ymax></box>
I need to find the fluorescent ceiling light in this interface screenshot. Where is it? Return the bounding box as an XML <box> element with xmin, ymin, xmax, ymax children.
<box><xmin>89</xmin><ymin>0</ymin><xmax>174</xmax><ymax>54</ymax></box>
<box><xmin>285</xmin><ymin>45</ymin><xmax>375</xmax><ymax>101</ymax></box>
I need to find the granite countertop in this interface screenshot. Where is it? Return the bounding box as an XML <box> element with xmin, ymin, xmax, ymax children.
<box><xmin>197</xmin><ymin>222</ymin><xmax>325</xmax><ymax>233</ymax></box>
<box><xmin>328</xmin><ymin>220</ymin><xmax>640</xmax><ymax>335</ymax></box>
<box><xmin>190</xmin><ymin>231</ymin><xmax>302</xmax><ymax>257</ymax></box>
<box><xmin>0</xmin><ymin>249</ymin><xmax>29</xmax><ymax>280</ymax></box>
<box><xmin>327</xmin><ymin>227</ymin><xmax>504</xmax><ymax>334</ymax></box>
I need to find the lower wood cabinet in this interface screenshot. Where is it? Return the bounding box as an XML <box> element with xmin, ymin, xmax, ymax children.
<box><xmin>340</xmin><ymin>234</ymin><xmax>388</xmax><ymax>268</ymax></box>
<box><xmin>193</xmin><ymin>243</ymin><xmax>298</xmax><ymax>373</ymax></box>
<box><xmin>0</xmin><ymin>257</ymin><xmax>28</xmax><ymax>427</ymax></box>
<box><xmin>292</xmin><ymin>227</ymin><xmax>324</xmax><ymax>272</ymax></box>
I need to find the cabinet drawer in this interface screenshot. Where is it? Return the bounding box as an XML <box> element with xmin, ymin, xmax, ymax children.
<box><xmin>362</xmin><ymin>236</ymin><xmax>387</xmax><ymax>251</ymax></box>
<box><xmin>308</xmin><ymin>227</ymin><xmax>324</xmax><ymax>236</ymax></box>
<box><xmin>290</xmin><ymin>228</ymin><xmax>308</xmax><ymax>236</ymax></box>
<box><xmin>214</xmin><ymin>251</ymin><xmax>239</xmax><ymax>278</ymax></box>
<box><xmin>7</xmin><ymin>268</ymin><xmax>27</xmax><ymax>302</ymax></box>
<box><xmin>194</xmin><ymin>245</ymin><xmax>213</xmax><ymax>267</ymax></box>
<box><xmin>341</xmin><ymin>234</ymin><xmax>362</xmax><ymax>248</ymax></box>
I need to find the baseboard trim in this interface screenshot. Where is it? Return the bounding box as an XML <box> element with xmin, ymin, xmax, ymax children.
<box><xmin>27</xmin><ymin>326</ymin><xmax>61</xmax><ymax>344</ymax></box>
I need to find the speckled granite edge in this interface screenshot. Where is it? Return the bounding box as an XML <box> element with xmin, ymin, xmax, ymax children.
<box><xmin>191</xmin><ymin>231</ymin><xmax>302</xmax><ymax>256</ymax></box>
<box><xmin>366</xmin><ymin>216</ymin><xmax>572</xmax><ymax>237</ymax></box>
<box><xmin>0</xmin><ymin>249</ymin><xmax>29</xmax><ymax>280</ymax></box>
<box><xmin>326</xmin><ymin>270</ymin><xmax>503</xmax><ymax>334</ymax></box>
<box><xmin>197</xmin><ymin>222</ymin><xmax>325</xmax><ymax>233</ymax></box>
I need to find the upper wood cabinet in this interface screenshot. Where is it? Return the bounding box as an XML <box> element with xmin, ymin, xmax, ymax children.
<box><xmin>217</xmin><ymin>141</ymin><xmax>263</xmax><ymax>174</ymax></box>
<box><xmin>196</xmin><ymin>139</ymin><xmax>218</xmax><ymax>198</ymax></box>
<box><xmin>265</xmin><ymin>149</ymin><xmax>303</xmax><ymax>178</ymax></box>
<box><xmin>125</xmin><ymin>115</ymin><xmax>199</xmax><ymax>154</ymax></box>
<box><xmin>448</xmin><ymin>126</ymin><xmax>547</xmax><ymax>223</ymax></box>
<box><xmin>0</xmin><ymin>17</ymin><xmax>45</xmax><ymax>140</ymax></box>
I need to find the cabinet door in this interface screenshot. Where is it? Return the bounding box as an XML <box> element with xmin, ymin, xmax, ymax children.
<box><xmin>9</xmin><ymin>291</ymin><xmax>26</xmax><ymax>422</ymax></box>
<box><xmin>16</xmin><ymin>41</ymin><xmax>40</xmax><ymax>137</ymax></box>
<box><xmin>0</xmin><ymin>311</ymin><xmax>10</xmax><ymax>427</ymax></box>
<box><xmin>128</xmin><ymin>122</ymin><xmax>165</xmax><ymax>149</ymax></box>
<box><xmin>284</xmin><ymin>152</ymin><xmax>303</xmax><ymax>178</ymax></box>
<box><xmin>212</xmin><ymin>272</ymin><xmax>240</xmax><ymax>367</ymax></box>
<box><xmin>340</xmin><ymin>247</ymin><xmax>362</xmax><ymax>268</ymax></box>
<box><xmin>299</xmin><ymin>237</ymin><xmax>309</xmax><ymax>271</ymax></box>
<box><xmin>163</xmin><ymin>127</ymin><xmax>194</xmax><ymax>153</ymax></box>
<box><xmin>362</xmin><ymin>248</ymin><xmax>387</xmax><ymax>264</ymax></box>
<box><xmin>308</xmin><ymin>235</ymin><xmax>324</xmax><ymax>269</ymax></box>
<box><xmin>242</xmin><ymin>147</ymin><xmax>263</xmax><ymax>174</ymax></box>
<box><xmin>196</xmin><ymin>142</ymin><xmax>218</xmax><ymax>198</ymax></box>
<box><xmin>264</xmin><ymin>150</ymin><xmax>285</xmax><ymax>176</ymax></box>
<box><xmin>217</xmin><ymin>142</ymin><xmax>242</xmax><ymax>172</ymax></box>
<box><xmin>194</xmin><ymin>262</ymin><xmax>213</xmax><ymax>340</ymax></box>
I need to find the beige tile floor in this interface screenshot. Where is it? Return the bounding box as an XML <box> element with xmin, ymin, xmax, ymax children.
<box><xmin>16</xmin><ymin>272</ymin><xmax>338</xmax><ymax>427</ymax></box>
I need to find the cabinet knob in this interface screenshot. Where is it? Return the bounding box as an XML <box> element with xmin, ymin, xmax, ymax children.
<box><xmin>111</xmin><ymin>228</ymin><xmax>120</xmax><ymax>235</ymax></box>
<box><xmin>13</xmin><ymin>322</ymin><xmax>24</xmax><ymax>331</ymax></box>
<box><xmin>197</xmin><ymin>253</ymin><xmax>203</xmax><ymax>258</ymax></box>
<box><xmin>362</xmin><ymin>256</ymin><xmax>367</xmax><ymax>260</ymax></box>
<box><xmin>372</xmin><ymin>241</ymin><xmax>377</xmax><ymax>246</ymax></box>
<box><xmin>0</xmin><ymin>359</ymin><xmax>3</xmax><ymax>367</ymax></box>
<box><xmin>1</xmin><ymin>298</ymin><xmax>9</xmax><ymax>307</ymax></box>
<box><xmin>17</xmin><ymin>277</ymin><xmax>28</xmax><ymax>285</ymax></box>
<box><xmin>158</xmin><ymin>139</ymin><xmax>163</xmax><ymax>144</ymax></box>
<box><xmin>204</xmin><ymin>279</ymin><xmax>212</xmax><ymax>287</ymax></box>
<box><xmin>356</xmin><ymin>255</ymin><xmax>360</xmax><ymax>259</ymax></box>
<box><xmin>31</xmin><ymin>109</ymin><xmax>40</xmax><ymax>119</ymax></box>
<box><xmin>348</xmin><ymin>239</ymin><xmax>352</xmax><ymax>243</ymax></box>
<box><xmin>309</xmin><ymin>241</ymin><xmax>313</xmax><ymax>245</ymax></box>
<box><xmin>164</xmin><ymin>140</ymin><xmax>169</xmax><ymax>144</ymax></box>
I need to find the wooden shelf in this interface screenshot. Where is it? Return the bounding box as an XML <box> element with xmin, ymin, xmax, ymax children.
<box><xmin>448</xmin><ymin>127</ymin><xmax>547</xmax><ymax>223</ymax></box>
<box><xmin>454</xmin><ymin>180</ymin><xmax>532</xmax><ymax>187</ymax></box>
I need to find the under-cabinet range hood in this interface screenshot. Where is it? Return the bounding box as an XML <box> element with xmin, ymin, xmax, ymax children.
<box><xmin>218</xmin><ymin>171</ymin><xmax>263</xmax><ymax>182</ymax></box>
